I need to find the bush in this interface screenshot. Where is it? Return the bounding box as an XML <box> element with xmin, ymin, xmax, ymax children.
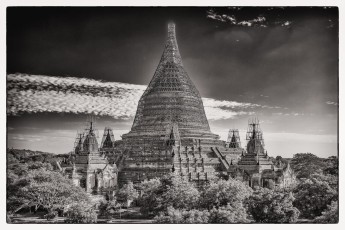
<box><xmin>138</xmin><ymin>174</ymin><xmax>200</xmax><ymax>216</ymax></box>
<box><xmin>44</xmin><ymin>211</ymin><xmax>58</xmax><ymax>220</ymax></box>
<box><xmin>64</xmin><ymin>202</ymin><xmax>97</xmax><ymax>223</ymax></box>
<box><xmin>246</xmin><ymin>188</ymin><xmax>300</xmax><ymax>223</ymax></box>
<box><xmin>116</xmin><ymin>182</ymin><xmax>139</xmax><ymax>206</ymax></box>
<box><xmin>293</xmin><ymin>177</ymin><xmax>337</xmax><ymax>219</ymax></box>
<box><xmin>200</xmin><ymin>178</ymin><xmax>252</xmax><ymax>209</ymax></box>
<box><xmin>290</xmin><ymin>153</ymin><xmax>326</xmax><ymax>179</ymax></box>
<box><xmin>209</xmin><ymin>203</ymin><xmax>249</xmax><ymax>223</ymax></box>
<box><xmin>314</xmin><ymin>201</ymin><xmax>338</xmax><ymax>223</ymax></box>
<box><xmin>154</xmin><ymin>206</ymin><xmax>209</xmax><ymax>224</ymax></box>
<box><xmin>98</xmin><ymin>200</ymin><xmax>121</xmax><ymax>218</ymax></box>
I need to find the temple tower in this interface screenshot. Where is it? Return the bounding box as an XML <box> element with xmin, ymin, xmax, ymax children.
<box><xmin>122</xmin><ymin>23</ymin><xmax>219</xmax><ymax>142</ymax></box>
<box><xmin>226</xmin><ymin>129</ymin><xmax>242</xmax><ymax>148</ymax></box>
<box><xmin>246</xmin><ymin>117</ymin><xmax>265</xmax><ymax>155</ymax></box>
<box><xmin>116</xmin><ymin>23</ymin><xmax>246</xmax><ymax>185</ymax></box>
<box><xmin>69</xmin><ymin>118</ymin><xmax>118</xmax><ymax>196</ymax></box>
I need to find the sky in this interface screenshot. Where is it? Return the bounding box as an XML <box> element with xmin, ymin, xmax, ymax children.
<box><xmin>6</xmin><ymin>7</ymin><xmax>338</xmax><ymax>158</ymax></box>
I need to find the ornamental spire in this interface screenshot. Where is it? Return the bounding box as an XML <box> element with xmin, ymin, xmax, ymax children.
<box><xmin>168</xmin><ymin>23</ymin><xmax>176</xmax><ymax>39</ymax></box>
<box><xmin>160</xmin><ymin>22</ymin><xmax>183</xmax><ymax>65</ymax></box>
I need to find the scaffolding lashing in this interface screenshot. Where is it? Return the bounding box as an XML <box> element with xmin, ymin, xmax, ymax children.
<box><xmin>100</xmin><ymin>127</ymin><xmax>115</xmax><ymax>148</ymax></box>
<box><xmin>73</xmin><ymin>130</ymin><xmax>85</xmax><ymax>153</ymax></box>
<box><xmin>227</xmin><ymin>129</ymin><xmax>242</xmax><ymax>148</ymax></box>
<box><xmin>246</xmin><ymin>118</ymin><xmax>265</xmax><ymax>153</ymax></box>
<box><xmin>83</xmin><ymin>115</ymin><xmax>99</xmax><ymax>138</ymax></box>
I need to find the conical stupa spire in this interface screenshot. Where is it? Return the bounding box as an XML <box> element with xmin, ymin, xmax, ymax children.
<box><xmin>160</xmin><ymin>23</ymin><xmax>182</xmax><ymax>65</ymax></box>
<box><xmin>123</xmin><ymin>23</ymin><xmax>219</xmax><ymax>140</ymax></box>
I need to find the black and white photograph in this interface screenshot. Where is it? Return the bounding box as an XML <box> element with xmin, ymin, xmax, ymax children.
<box><xmin>3</xmin><ymin>2</ymin><xmax>341</xmax><ymax>225</ymax></box>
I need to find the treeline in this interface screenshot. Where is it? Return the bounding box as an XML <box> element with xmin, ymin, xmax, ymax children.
<box><xmin>7</xmin><ymin>149</ymin><xmax>338</xmax><ymax>223</ymax></box>
<box><xmin>137</xmin><ymin>153</ymin><xmax>338</xmax><ymax>223</ymax></box>
<box><xmin>98</xmin><ymin>152</ymin><xmax>338</xmax><ymax>223</ymax></box>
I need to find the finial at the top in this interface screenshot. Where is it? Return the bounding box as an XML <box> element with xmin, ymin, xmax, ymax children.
<box><xmin>168</xmin><ymin>22</ymin><xmax>175</xmax><ymax>30</ymax></box>
<box><xmin>168</xmin><ymin>22</ymin><xmax>176</xmax><ymax>38</ymax></box>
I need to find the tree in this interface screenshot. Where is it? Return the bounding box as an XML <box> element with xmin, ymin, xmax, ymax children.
<box><xmin>137</xmin><ymin>178</ymin><xmax>162</xmax><ymax>215</ymax></box>
<box><xmin>290</xmin><ymin>153</ymin><xmax>326</xmax><ymax>179</ymax></box>
<box><xmin>116</xmin><ymin>182</ymin><xmax>139</xmax><ymax>207</ymax></box>
<box><xmin>7</xmin><ymin>168</ymin><xmax>90</xmax><ymax>215</ymax></box>
<box><xmin>293</xmin><ymin>177</ymin><xmax>337</xmax><ymax>219</ymax></box>
<box><xmin>246</xmin><ymin>188</ymin><xmax>300</xmax><ymax>223</ymax></box>
<box><xmin>138</xmin><ymin>174</ymin><xmax>200</xmax><ymax>216</ymax></box>
<box><xmin>64</xmin><ymin>202</ymin><xmax>97</xmax><ymax>223</ymax></box>
<box><xmin>200</xmin><ymin>178</ymin><xmax>252</xmax><ymax>209</ymax></box>
<box><xmin>314</xmin><ymin>201</ymin><xmax>338</xmax><ymax>223</ymax></box>
<box><xmin>154</xmin><ymin>206</ymin><xmax>209</xmax><ymax>224</ymax></box>
<box><xmin>161</xmin><ymin>175</ymin><xmax>200</xmax><ymax>210</ymax></box>
<box><xmin>323</xmin><ymin>156</ymin><xmax>338</xmax><ymax>176</ymax></box>
<box><xmin>98</xmin><ymin>199</ymin><xmax>122</xmax><ymax>218</ymax></box>
<box><xmin>310</xmin><ymin>173</ymin><xmax>338</xmax><ymax>190</ymax></box>
<box><xmin>272</xmin><ymin>156</ymin><xmax>289</xmax><ymax>168</ymax></box>
<box><xmin>209</xmin><ymin>203</ymin><xmax>249</xmax><ymax>223</ymax></box>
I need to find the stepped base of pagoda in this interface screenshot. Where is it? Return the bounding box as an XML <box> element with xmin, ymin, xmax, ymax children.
<box><xmin>122</xmin><ymin>128</ymin><xmax>221</xmax><ymax>142</ymax></box>
<box><xmin>117</xmin><ymin>138</ymin><xmax>243</xmax><ymax>187</ymax></box>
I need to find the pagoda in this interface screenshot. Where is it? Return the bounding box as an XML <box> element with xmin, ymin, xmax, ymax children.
<box><xmin>228</xmin><ymin>118</ymin><xmax>296</xmax><ymax>189</ymax></box>
<box><xmin>122</xmin><ymin>23</ymin><xmax>219</xmax><ymax>142</ymax></box>
<box><xmin>118</xmin><ymin>23</ymin><xmax>240</xmax><ymax>185</ymax></box>
<box><xmin>67</xmin><ymin>119</ymin><xmax>118</xmax><ymax>196</ymax></box>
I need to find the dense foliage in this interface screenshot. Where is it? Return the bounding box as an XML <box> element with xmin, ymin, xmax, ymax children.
<box><xmin>290</xmin><ymin>153</ymin><xmax>327</xmax><ymax>179</ymax></box>
<box><xmin>136</xmin><ymin>178</ymin><xmax>162</xmax><ymax>215</ymax></box>
<box><xmin>64</xmin><ymin>202</ymin><xmax>97</xmax><ymax>223</ymax></box>
<box><xmin>7</xmin><ymin>149</ymin><xmax>339</xmax><ymax>223</ymax></box>
<box><xmin>116</xmin><ymin>182</ymin><xmax>139</xmax><ymax>206</ymax></box>
<box><xmin>200</xmin><ymin>178</ymin><xmax>252</xmax><ymax>209</ymax></box>
<box><xmin>138</xmin><ymin>174</ymin><xmax>200</xmax><ymax>216</ymax></box>
<box><xmin>98</xmin><ymin>199</ymin><xmax>122</xmax><ymax>218</ymax></box>
<box><xmin>293</xmin><ymin>176</ymin><xmax>337</xmax><ymax>219</ymax></box>
<box><xmin>154</xmin><ymin>206</ymin><xmax>209</xmax><ymax>224</ymax></box>
<box><xmin>314</xmin><ymin>201</ymin><xmax>338</xmax><ymax>223</ymax></box>
<box><xmin>7</xmin><ymin>148</ymin><xmax>93</xmax><ymax>220</ymax></box>
<box><xmin>139</xmin><ymin>176</ymin><xmax>252</xmax><ymax>223</ymax></box>
<box><xmin>323</xmin><ymin>156</ymin><xmax>338</xmax><ymax>176</ymax></box>
<box><xmin>208</xmin><ymin>203</ymin><xmax>249</xmax><ymax>223</ymax></box>
<box><xmin>161</xmin><ymin>175</ymin><xmax>200</xmax><ymax>210</ymax></box>
<box><xmin>246</xmin><ymin>188</ymin><xmax>300</xmax><ymax>223</ymax></box>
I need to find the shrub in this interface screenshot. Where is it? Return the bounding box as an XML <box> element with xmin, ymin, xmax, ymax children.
<box><xmin>116</xmin><ymin>182</ymin><xmax>139</xmax><ymax>206</ymax></box>
<box><xmin>64</xmin><ymin>202</ymin><xmax>97</xmax><ymax>223</ymax></box>
<box><xmin>293</xmin><ymin>177</ymin><xmax>337</xmax><ymax>219</ymax></box>
<box><xmin>290</xmin><ymin>153</ymin><xmax>326</xmax><ymax>179</ymax></box>
<box><xmin>246</xmin><ymin>188</ymin><xmax>300</xmax><ymax>223</ymax></box>
<box><xmin>138</xmin><ymin>174</ymin><xmax>200</xmax><ymax>216</ymax></box>
<box><xmin>209</xmin><ymin>203</ymin><xmax>249</xmax><ymax>223</ymax></box>
<box><xmin>98</xmin><ymin>200</ymin><xmax>121</xmax><ymax>218</ymax></box>
<box><xmin>154</xmin><ymin>206</ymin><xmax>209</xmax><ymax>224</ymax></box>
<box><xmin>314</xmin><ymin>201</ymin><xmax>338</xmax><ymax>223</ymax></box>
<box><xmin>200</xmin><ymin>178</ymin><xmax>252</xmax><ymax>209</ymax></box>
<box><xmin>44</xmin><ymin>211</ymin><xmax>58</xmax><ymax>220</ymax></box>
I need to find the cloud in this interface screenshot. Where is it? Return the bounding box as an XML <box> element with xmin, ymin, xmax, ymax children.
<box><xmin>7</xmin><ymin>73</ymin><xmax>146</xmax><ymax>120</ymax></box>
<box><xmin>207</xmin><ymin>9</ymin><xmax>267</xmax><ymax>27</ymax></box>
<box><xmin>7</xmin><ymin>73</ymin><xmax>282</xmax><ymax>121</ymax></box>
<box><xmin>202</xmin><ymin>97</ymin><xmax>260</xmax><ymax>109</ymax></box>
<box><xmin>207</xmin><ymin>7</ymin><xmax>337</xmax><ymax>31</ymax></box>
<box><xmin>326</xmin><ymin>101</ymin><xmax>338</xmax><ymax>106</ymax></box>
<box><xmin>272</xmin><ymin>112</ymin><xmax>304</xmax><ymax>116</ymax></box>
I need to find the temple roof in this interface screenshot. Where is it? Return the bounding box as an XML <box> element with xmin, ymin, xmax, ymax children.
<box><xmin>83</xmin><ymin>122</ymin><xmax>99</xmax><ymax>153</ymax></box>
<box><xmin>101</xmin><ymin>129</ymin><xmax>114</xmax><ymax>148</ymax></box>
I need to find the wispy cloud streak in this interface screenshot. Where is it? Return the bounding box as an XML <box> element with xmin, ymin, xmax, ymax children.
<box><xmin>326</xmin><ymin>101</ymin><xmax>338</xmax><ymax>106</ymax></box>
<box><xmin>7</xmin><ymin>74</ymin><xmax>281</xmax><ymax>120</ymax></box>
